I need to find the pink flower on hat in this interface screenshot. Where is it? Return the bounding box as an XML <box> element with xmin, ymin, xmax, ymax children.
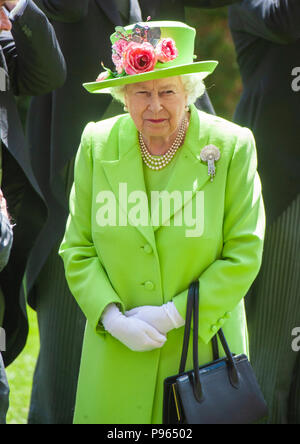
<box><xmin>112</xmin><ymin>53</ymin><xmax>125</xmax><ymax>74</ymax></box>
<box><xmin>155</xmin><ymin>38</ymin><xmax>178</xmax><ymax>63</ymax></box>
<box><xmin>112</xmin><ymin>39</ymin><xmax>130</xmax><ymax>73</ymax></box>
<box><xmin>113</xmin><ymin>38</ymin><xmax>130</xmax><ymax>56</ymax></box>
<box><xmin>123</xmin><ymin>42</ymin><xmax>157</xmax><ymax>75</ymax></box>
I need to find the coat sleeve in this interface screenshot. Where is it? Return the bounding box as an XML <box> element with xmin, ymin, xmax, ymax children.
<box><xmin>229</xmin><ymin>0</ymin><xmax>300</xmax><ymax>44</ymax></box>
<box><xmin>0</xmin><ymin>0</ymin><xmax>66</xmax><ymax>95</ymax></box>
<box><xmin>173</xmin><ymin>127</ymin><xmax>266</xmax><ymax>344</ymax></box>
<box><xmin>59</xmin><ymin>123</ymin><xmax>125</xmax><ymax>334</ymax></box>
<box><xmin>33</xmin><ymin>0</ymin><xmax>89</xmax><ymax>23</ymax></box>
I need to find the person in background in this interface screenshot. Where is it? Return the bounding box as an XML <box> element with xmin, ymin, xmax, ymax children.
<box><xmin>27</xmin><ymin>0</ymin><xmax>147</xmax><ymax>425</ymax></box>
<box><xmin>229</xmin><ymin>0</ymin><xmax>300</xmax><ymax>424</ymax></box>
<box><xmin>0</xmin><ymin>0</ymin><xmax>66</xmax><ymax>422</ymax></box>
<box><xmin>27</xmin><ymin>0</ymin><xmax>241</xmax><ymax>424</ymax></box>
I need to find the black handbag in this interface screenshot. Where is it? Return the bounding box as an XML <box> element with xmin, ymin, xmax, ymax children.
<box><xmin>163</xmin><ymin>281</ymin><xmax>268</xmax><ymax>424</ymax></box>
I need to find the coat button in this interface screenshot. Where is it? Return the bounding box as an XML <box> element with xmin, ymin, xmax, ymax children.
<box><xmin>224</xmin><ymin>312</ymin><xmax>231</xmax><ymax>319</ymax></box>
<box><xmin>143</xmin><ymin>245</ymin><xmax>153</xmax><ymax>254</ymax></box>
<box><xmin>144</xmin><ymin>281</ymin><xmax>154</xmax><ymax>291</ymax></box>
<box><xmin>211</xmin><ymin>325</ymin><xmax>218</xmax><ymax>333</ymax></box>
<box><xmin>218</xmin><ymin>318</ymin><xmax>225</xmax><ymax>325</ymax></box>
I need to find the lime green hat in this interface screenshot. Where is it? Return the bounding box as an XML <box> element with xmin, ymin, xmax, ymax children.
<box><xmin>83</xmin><ymin>20</ymin><xmax>218</xmax><ymax>94</ymax></box>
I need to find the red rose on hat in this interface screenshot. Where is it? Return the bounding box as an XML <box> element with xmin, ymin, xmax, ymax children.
<box><xmin>123</xmin><ymin>42</ymin><xmax>157</xmax><ymax>75</ymax></box>
<box><xmin>155</xmin><ymin>38</ymin><xmax>178</xmax><ymax>63</ymax></box>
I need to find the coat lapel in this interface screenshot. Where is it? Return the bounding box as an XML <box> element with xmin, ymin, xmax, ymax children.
<box><xmin>100</xmin><ymin>117</ymin><xmax>156</xmax><ymax>249</ymax></box>
<box><xmin>95</xmin><ymin>0</ymin><xmax>122</xmax><ymax>26</ymax></box>
<box><xmin>100</xmin><ymin>107</ymin><xmax>215</xmax><ymax>243</ymax></box>
<box><xmin>151</xmin><ymin>106</ymin><xmax>212</xmax><ymax>231</ymax></box>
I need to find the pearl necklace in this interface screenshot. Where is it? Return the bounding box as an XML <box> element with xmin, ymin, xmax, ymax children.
<box><xmin>138</xmin><ymin>118</ymin><xmax>188</xmax><ymax>171</ymax></box>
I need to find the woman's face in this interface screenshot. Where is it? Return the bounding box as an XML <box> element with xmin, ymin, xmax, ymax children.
<box><xmin>124</xmin><ymin>76</ymin><xmax>187</xmax><ymax>141</ymax></box>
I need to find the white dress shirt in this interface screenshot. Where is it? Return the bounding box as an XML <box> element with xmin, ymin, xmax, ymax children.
<box><xmin>7</xmin><ymin>0</ymin><xmax>27</xmax><ymax>20</ymax></box>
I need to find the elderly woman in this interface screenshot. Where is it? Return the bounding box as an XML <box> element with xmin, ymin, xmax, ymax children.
<box><xmin>59</xmin><ymin>21</ymin><xmax>265</xmax><ymax>424</ymax></box>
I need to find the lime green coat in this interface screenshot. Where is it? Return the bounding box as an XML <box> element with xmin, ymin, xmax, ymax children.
<box><xmin>59</xmin><ymin>105</ymin><xmax>265</xmax><ymax>424</ymax></box>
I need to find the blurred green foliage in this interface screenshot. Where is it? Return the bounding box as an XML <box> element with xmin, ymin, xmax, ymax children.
<box><xmin>6</xmin><ymin>306</ymin><xmax>39</xmax><ymax>424</ymax></box>
<box><xmin>186</xmin><ymin>6</ymin><xmax>242</xmax><ymax>120</ymax></box>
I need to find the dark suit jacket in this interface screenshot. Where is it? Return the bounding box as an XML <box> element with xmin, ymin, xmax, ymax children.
<box><xmin>0</xmin><ymin>0</ymin><xmax>66</xmax><ymax>365</ymax></box>
<box><xmin>140</xmin><ymin>0</ymin><xmax>241</xmax><ymax>20</ymax></box>
<box><xmin>229</xmin><ymin>0</ymin><xmax>300</xmax><ymax>224</ymax></box>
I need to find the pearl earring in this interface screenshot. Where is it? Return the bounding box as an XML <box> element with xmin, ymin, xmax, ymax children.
<box><xmin>124</xmin><ymin>105</ymin><xmax>128</xmax><ymax>112</ymax></box>
<box><xmin>185</xmin><ymin>105</ymin><xmax>189</xmax><ymax>112</ymax></box>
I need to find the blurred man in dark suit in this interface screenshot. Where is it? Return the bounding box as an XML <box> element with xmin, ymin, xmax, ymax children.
<box><xmin>0</xmin><ymin>0</ymin><xmax>65</xmax><ymax>423</ymax></box>
<box><xmin>27</xmin><ymin>0</ymin><xmax>241</xmax><ymax>424</ymax></box>
<box><xmin>229</xmin><ymin>0</ymin><xmax>300</xmax><ymax>424</ymax></box>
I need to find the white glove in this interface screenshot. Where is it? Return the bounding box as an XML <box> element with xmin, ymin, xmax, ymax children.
<box><xmin>125</xmin><ymin>302</ymin><xmax>185</xmax><ymax>335</ymax></box>
<box><xmin>101</xmin><ymin>303</ymin><xmax>167</xmax><ymax>352</ymax></box>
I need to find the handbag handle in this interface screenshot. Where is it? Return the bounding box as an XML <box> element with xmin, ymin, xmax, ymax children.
<box><xmin>179</xmin><ymin>283</ymin><xmax>195</xmax><ymax>374</ymax></box>
<box><xmin>179</xmin><ymin>281</ymin><xmax>218</xmax><ymax>374</ymax></box>
<box><xmin>179</xmin><ymin>281</ymin><xmax>241</xmax><ymax>403</ymax></box>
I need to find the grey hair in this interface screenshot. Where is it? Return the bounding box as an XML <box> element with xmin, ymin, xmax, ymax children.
<box><xmin>109</xmin><ymin>73</ymin><xmax>206</xmax><ymax>106</ymax></box>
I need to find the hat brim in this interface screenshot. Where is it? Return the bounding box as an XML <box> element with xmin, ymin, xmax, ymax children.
<box><xmin>83</xmin><ymin>60</ymin><xmax>218</xmax><ymax>94</ymax></box>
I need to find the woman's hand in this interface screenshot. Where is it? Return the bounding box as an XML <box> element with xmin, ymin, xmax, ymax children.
<box><xmin>125</xmin><ymin>302</ymin><xmax>185</xmax><ymax>335</ymax></box>
<box><xmin>102</xmin><ymin>304</ymin><xmax>167</xmax><ymax>352</ymax></box>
